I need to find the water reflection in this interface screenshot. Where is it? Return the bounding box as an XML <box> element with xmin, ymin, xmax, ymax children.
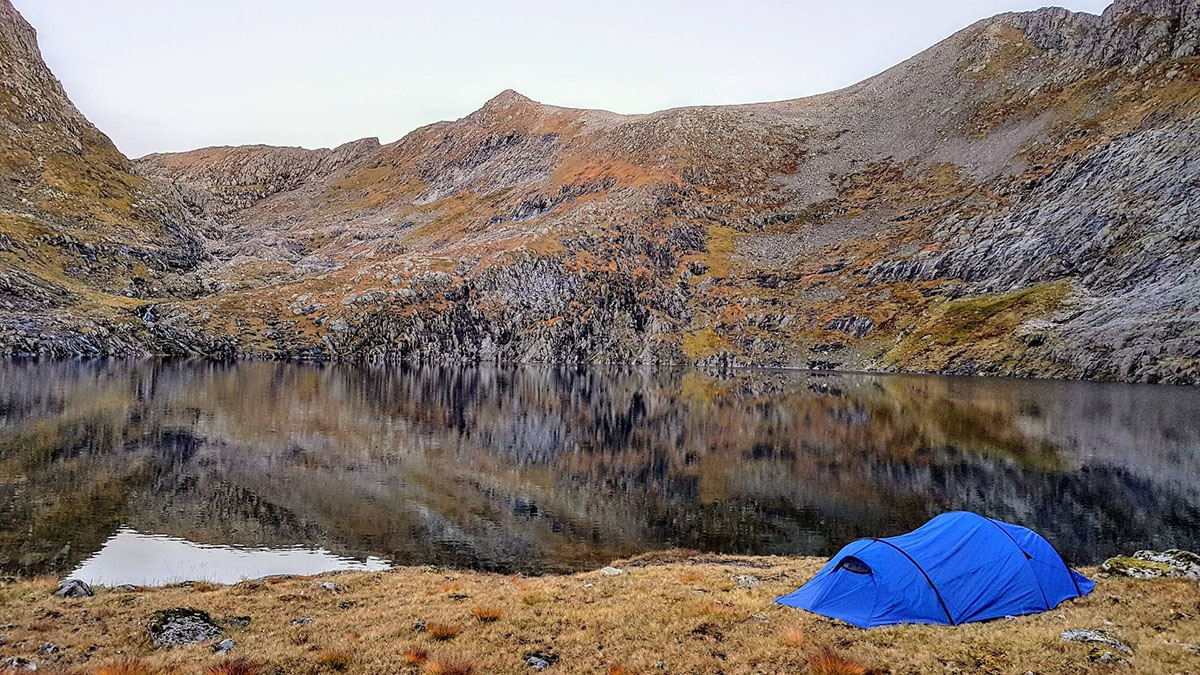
<box><xmin>71</xmin><ymin>528</ymin><xmax>390</xmax><ymax>586</ymax></box>
<box><xmin>0</xmin><ymin>360</ymin><xmax>1197</xmax><ymax>579</ymax></box>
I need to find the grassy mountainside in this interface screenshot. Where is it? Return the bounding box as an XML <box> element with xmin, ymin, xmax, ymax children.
<box><xmin>2</xmin><ymin>0</ymin><xmax>1200</xmax><ymax>382</ymax></box>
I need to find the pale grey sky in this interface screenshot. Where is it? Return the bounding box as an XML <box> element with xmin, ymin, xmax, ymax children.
<box><xmin>13</xmin><ymin>0</ymin><xmax>1113</xmax><ymax>157</ymax></box>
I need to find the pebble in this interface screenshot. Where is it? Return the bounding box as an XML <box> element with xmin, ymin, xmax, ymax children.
<box><xmin>318</xmin><ymin>581</ymin><xmax>339</xmax><ymax>593</ymax></box>
<box><xmin>36</xmin><ymin>643</ymin><xmax>57</xmax><ymax>655</ymax></box>
<box><xmin>527</xmin><ymin>656</ymin><xmax>550</xmax><ymax>670</ymax></box>
<box><xmin>213</xmin><ymin>638</ymin><xmax>235</xmax><ymax>655</ymax></box>
<box><xmin>1</xmin><ymin>657</ymin><xmax>36</xmax><ymax>671</ymax></box>
<box><xmin>291</xmin><ymin>617</ymin><xmax>315</xmax><ymax>626</ymax></box>
<box><xmin>600</xmin><ymin>566</ymin><xmax>624</xmax><ymax>576</ymax></box>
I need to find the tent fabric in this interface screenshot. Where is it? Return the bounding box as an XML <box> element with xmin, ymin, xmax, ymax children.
<box><xmin>775</xmin><ymin>512</ymin><xmax>1095</xmax><ymax>628</ymax></box>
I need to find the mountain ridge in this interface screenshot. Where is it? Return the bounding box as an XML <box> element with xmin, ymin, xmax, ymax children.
<box><xmin>2</xmin><ymin>0</ymin><xmax>1199</xmax><ymax>383</ymax></box>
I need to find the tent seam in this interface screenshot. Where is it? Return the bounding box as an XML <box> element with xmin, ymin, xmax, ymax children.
<box><xmin>870</xmin><ymin>537</ymin><xmax>956</xmax><ymax>625</ymax></box>
<box><xmin>982</xmin><ymin>516</ymin><xmax>1051</xmax><ymax>611</ymax></box>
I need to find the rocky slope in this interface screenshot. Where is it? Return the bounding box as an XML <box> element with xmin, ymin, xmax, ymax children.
<box><xmin>2</xmin><ymin>0</ymin><xmax>1199</xmax><ymax>383</ymax></box>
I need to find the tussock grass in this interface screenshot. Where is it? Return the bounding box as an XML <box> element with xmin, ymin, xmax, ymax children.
<box><xmin>808</xmin><ymin>647</ymin><xmax>869</xmax><ymax>675</ymax></box>
<box><xmin>3</xmin><ymin>556</ymin><xmax>1196</xmax><ymax>674</ymax></box>
<box><xmin>426</xmin><ymin>622</ymin><xmax>462</xmax><ymax>641</ymax></box>
<box><xmin>403</xmin><ymin>647</ymin><xmax>430</xmax><ymax>664</ymax></box>
<box><xmin>470</xmin><ymin>605</ymin><xmax>504</xmax><ymax>622</ymax></box>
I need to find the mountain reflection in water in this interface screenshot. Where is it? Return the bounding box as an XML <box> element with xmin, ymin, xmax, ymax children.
<box><xmin>1</xmin><ymin>360</ymin><xmax>1198</xmax><ymax>580</ymax></box>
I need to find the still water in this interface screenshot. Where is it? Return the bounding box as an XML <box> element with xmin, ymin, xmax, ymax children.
<box><xmin>1</xmin><ymin>360</ymin><xmax>1197</xmax><ymax>585</ymax></box>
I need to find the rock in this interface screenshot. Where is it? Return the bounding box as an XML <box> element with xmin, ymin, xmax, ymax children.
<box><xmin>213</xmin><ymin>638</ymin><xmax>235</xmax><ymax>655</ymax></box>
<box><xmin>52</xmin><ymin>579</ymin><xmax>92</xmax><ymax>598</ymax></box>
<box><xmin>1101</xmin><ymin>550</ymin><xmax>1200</xmax><ymax>579</ymax></box>
<box><xmin>411</xmin><ymin>621</ymin><xmax>425</xmax><ymax>632</ymax></box>
<box><xmin>148</xmin><ymin>608</ymin><xmax>223</xmax><ymax>648</ymax></box>
<box><xmin>600</xmin><ymin>566</ymin><xmax>624</xmax><ymax>576</ymax></box>
<box><xmin>732</xmin><ymin>574</ymin><xmax>760</xmax><ymax>588</ymax></box>
<box><xmin>1061</xmin><ymin>629</ymin><xmax>1133</xmax><ymax>655</ymax></box>
<box><xmin>751</xmin><ymin>613</ymin><xmax>768</xmax><ymax>622</ymax></box>
<box><xmin>1</xmin><ymin>657</ymin><xmax>36</xmax><ymax>671</ymax></box>
<box><xmin>224</xmin><ymin>616</ymin><xmax>251</xmax><ymax>628</ymax></box>
<box><xmin>35</xmin><ymin>643</ymin><xmax>57</xmax><ymax>655</ymax></box>
<box><xmin>291</xmin><ymin>617</ymin><xmax>315</xmax><ymax>626</ymax></box>
<box><xmin>317</xmin><ymin>581</ymin><xmax>339</xmax><ymax>593</ymax></box>
<box><xmin>527</xmin><ymin>656</ymin><xmax>550</xmax><ymax>670</ymax></box>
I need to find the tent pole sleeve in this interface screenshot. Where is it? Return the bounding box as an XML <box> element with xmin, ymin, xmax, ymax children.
<box><xmin>871</xmin><ymin>538</ymin><xmax>956</xmax><ymax>625</ymax></box>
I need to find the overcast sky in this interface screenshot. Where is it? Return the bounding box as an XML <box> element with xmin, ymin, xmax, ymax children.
<box><xmin>13</xmin><ymin>0</ymin><xmax>1113</xmax><ymax>158</ymax></box>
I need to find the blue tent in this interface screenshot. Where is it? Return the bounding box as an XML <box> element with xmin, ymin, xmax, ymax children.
<box><xmin>776</xmin><ymin>512</ymin><xmax>1094</xmax><ymax>628</ymax></box>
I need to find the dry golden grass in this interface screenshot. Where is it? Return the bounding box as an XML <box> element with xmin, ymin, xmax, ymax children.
<box><xmin>423</xmin><ymin>659</ymin><xmax>476</xmax><ymax>675</ymax></box>
<box><xmin>93</xmin><ymin>660</ymin><xmax>153</xmax><ymax>675</ymax></box>
<box><xmin>0</xmin><ymin>557</ymin><xmax>1196</xmax><ymax>674</ymax></box>
<box><xmin>203</xmin><ymin>659</ymin><xmax>264</xmax><ymax>675</ymax></box>
<box><xmin>470</xmin><ymin>605</ymin><xmax>504</xmax><ymax>622</ymax></box>
<box><xmin>426</xmin><ymin>622</ymin><xmax>462</xmax><ymax>641</ymax></box>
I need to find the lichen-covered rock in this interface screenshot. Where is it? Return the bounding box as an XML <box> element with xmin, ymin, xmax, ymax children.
<box><xmin>147</xmin><ymin>607</ymin><xmax>223</xmax><ymax>648</ymax></box>
<box><xmin>1062</xmin><ymin>629</ymin><xmax>1134</xmax><ymax>655</ymax></box>
<box><xmin>1102</xmin><ymin>550</ymin><xmax>1200</xmax><ymax>579</ymax></box>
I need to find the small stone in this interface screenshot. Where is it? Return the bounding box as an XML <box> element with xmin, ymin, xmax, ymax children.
<box><xmin>527</xmin><ymin>656</ymin><xmax>550</xmax><ymax>670</ymax></box>
<box><xmin>317</xmin><ymin>581</ymin><xmax>339</xmax><ymax>593</ymax></box>
<box><xmin>1061</xmin><ymin>629</ymin><xmax>1133</xmax><ymax>655</ymax></box>
<box><xmin>600</xmin><ymin>566</ymin><xmax>624</xmax><ymax>576</ymax></box>
<box><xmin>52</xmin><ymin>579</ymin><xmax>92</xmax><ymax>598</ymax></box>
<box><xmin>36</xmin><ymin>643</ymin><xmax>58</xmax><ymax>655</ymax></box>
<box><xmin>213</xmin><ymin>638</ymin><xmax>235</xmax><ymax>655</ymax></box>
<box><xmin>583</xmin><ymin>583</ymin><xmax>594</xmax><ymax>589</ymax></box>
<box><xmin>225</xmin><ymin>616</ymin><xmax>251</xmax><ymax>628</ymax></box>
<box><xmin>411</xmin><ymin>621</ymin><xmax>425</xmax><ymax>632</ymax></box>
<box><xmin>732</xmin><ymin>574</ymin><xmax>760</xmax><ymax>588</ymax></box>
<box><xmin>751</xmin><ymin>613</ymin><xmax>768</xmax><ymax>622</ymax></box>
<box><xmin>114</xmin><ymin>584</ymin><xmax>138</xmax><ymax>592</ymax></box>
<box><xmin>291</xmin><ymin>617</ymin><xmax>315</xmax><ymax>626</ymax></box>
<box><xmin>149</xmin><ymin>608</ymin><xmax>223</xmax><ymax>648</ymax></box>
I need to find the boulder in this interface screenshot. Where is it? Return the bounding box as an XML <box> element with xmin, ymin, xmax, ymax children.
<box><xmin>1101</xmin><ymin>550</ymin><xmax>1200</xmax><ymax>579</ymax></box>
<box><xmin>52</xmin><ymin>579</ymin><xmax>92</xmax><ymax>598</ymax></box>
<box><xmin>148</xmin><ymin>608</ymin><xmax>223</xmax><ymax>648</ymax></box>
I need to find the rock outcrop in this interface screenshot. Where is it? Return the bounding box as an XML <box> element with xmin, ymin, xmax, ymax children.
<box><xmin>2</xmin><ymin>0</ymin><xmax>1200</xmax><ymax>382</ymax></box>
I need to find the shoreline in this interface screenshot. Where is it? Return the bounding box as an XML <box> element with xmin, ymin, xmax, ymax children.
<box><xmin>2</xmin><ymin>553</ymin><xmax>1197</xmax><ymax>674</ymax></box>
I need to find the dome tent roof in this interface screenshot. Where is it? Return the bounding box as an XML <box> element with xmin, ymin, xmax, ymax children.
<box><xmin>776</xmin><ymin>512</ymin><xmax>1094</xmax><ymax>628</ymax></box>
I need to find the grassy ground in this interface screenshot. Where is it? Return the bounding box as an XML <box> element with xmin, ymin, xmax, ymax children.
<box><xmin>1</xmin><ymin>553</ymin><xmax>1197</xmax><ymax>675</ymax></box>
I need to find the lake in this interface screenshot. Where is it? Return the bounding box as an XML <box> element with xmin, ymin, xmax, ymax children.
<box><xmin>1</xmin><ymin>360</ymin><xmax>1198</xmax><ymax>586</ymax></box>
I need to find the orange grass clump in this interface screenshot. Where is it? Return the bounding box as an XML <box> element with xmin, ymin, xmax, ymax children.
<box><xmin>427</xmin><ymin>622</ymin><xmax>462</xmax><ymax>641</ymax></box>
<box><xmin>783</xmin><ymin>627</ymin><xmax>806</xmax><ymax>646</ymax></box>
<box><xmin>808</xmin><ymin>647</ymin><xmax>868</xmax><ymax>675</ymax></box>
<box><xmin>315</xmin><ymin>648</ymin><xmax>353</xmax><ymax>671</ymax></box>
<box><xmin>471</xmin><ymin>605</ymin><xmax>504</xmax><ymax>622</ymax></box>
<box><xmin>404</xmin><ymin>647</ymin><xmax>431</xmax><ymax>665</ymax></box>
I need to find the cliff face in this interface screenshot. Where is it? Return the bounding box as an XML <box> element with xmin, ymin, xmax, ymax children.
<box><xmin>3</xmin><ymin>0</ymin><xmax>1200</xmax><ymax>383</ymax></box>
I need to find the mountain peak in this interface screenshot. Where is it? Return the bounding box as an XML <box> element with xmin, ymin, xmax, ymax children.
<box><xmin>481</xmin><ymin>89</ymin><xmax>535</xmax><ymax>109</ymax></box>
